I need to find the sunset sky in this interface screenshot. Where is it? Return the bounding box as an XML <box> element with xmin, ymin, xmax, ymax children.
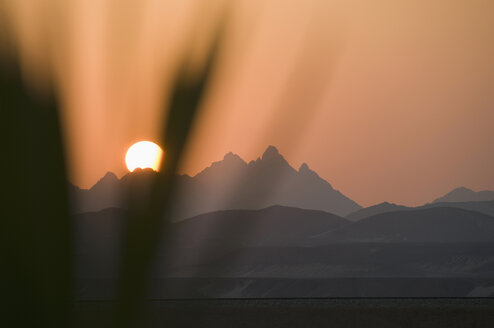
<box><xmin>2</xmin><ymin>0</ymin><xmax>494</xmax><ymax>207</ymax></box>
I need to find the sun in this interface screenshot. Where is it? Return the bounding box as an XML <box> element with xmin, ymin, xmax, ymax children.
<box><xmin>125</xmin><ymin>141</ymin><xmax>163</xmax><ymax>172</ymax></box>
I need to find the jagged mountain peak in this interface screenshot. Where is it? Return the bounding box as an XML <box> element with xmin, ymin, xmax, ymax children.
<box><xmin>195</xmin><ymin>151</ymin><xmax>247</xmax><ymax>178</ymax></box>
<box><xmin>262</xmin><ymin>145</ymin><xmax>282</xmax><ymax>160</ymax></box>
<box><xmin>297</xmin><ymin>162</ymin><xmax>334</xmax><ymax>189</ymax></box>
<box><xmin>299</xmin><ymin>163</ymin><xmax>310</xmax><ymax>172</ymax></box>
<box><xmin>298</xmin><ymin>163</ymin><xmax>323</xmax><ymax>178</ymax></box>
<box><xmin>91</xmin><ymin>171</ymin><xmax>119</xmax><ymax>190</ymax></box>
<box><xmin>247</xmin><ymin>146</ymin><xmax>291</xmax><ymax>169</ymax></box>
<box><xmin>223</xmin><ymin>151</ymin><xmax>246</xmax><ymax>163</ymax></box>
<box><xmin>102</xmin><ymin>171</ymin><xmax>118</xmax><ymax>181</ymax></box>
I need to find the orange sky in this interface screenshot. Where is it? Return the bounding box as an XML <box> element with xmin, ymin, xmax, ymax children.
<box><xmin>3</xmin><ymin>0</ymin><xmax>494</xmax><ymax>206</ymax></box>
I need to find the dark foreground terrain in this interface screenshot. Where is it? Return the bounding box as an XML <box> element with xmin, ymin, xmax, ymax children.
<box><xmin>77</xmin><ymin>242</ymin><xmax>494</xmax><ymax>299</ymax></box>
<box><xmin>78</xmin><ymin>277</ymin><xmax>494</xmax><ymax>299</ymax></box>
<box><xmin>75</xmin><ymin>206</ymin><xmax>494</xmax><ymax>299</ymax></box>
<box><xmin>74</xmin><ymin>298</ymin><xmax>494</xmax><ymax>328</ymax></box>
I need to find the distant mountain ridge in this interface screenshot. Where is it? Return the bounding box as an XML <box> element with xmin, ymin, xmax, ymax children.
<box><xmin>68</xmin><ymin>172</ymin><xmax>121</xmax><ymax>214</ymax></box>
<box><xmin>433</xmin><ymin>187</ymin><xmax>494</xmax><ymax>203</ymax></box>
<box><xmin>346</xmin><ymin>202</ymin><xmax>409</xmax><ymax>222</ymax></box>
<box><xmin>69</xmin><ymin>148</ymin><xmax>494</xmax><ymax>220</ymax></box>
<box><xmin>319</xmin><ymin>207</ymin><xmax>494</xmax><ymax>243</ymax></box>
<box><xmin>345</xmin><ymin>187</ymin><xmax>494</xmax><ymax>222</ymax></box>
<box><xmin>69</xmin><ymin>146</ymin><xmax>361</xmax><ymax>218</ymax></box>
<box><xmin>346</xmin><ymin>200</ymin><xmax>494</xmax><ymax>222</ymax></box>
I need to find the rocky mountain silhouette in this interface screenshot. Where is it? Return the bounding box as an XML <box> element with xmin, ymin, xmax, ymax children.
<box><xmin>69</xmin><ymin>146</ymin><xmax>361</xmax><ymax>218</ymax></box>
<box><xmin>68</xmin><ymin>172</ymin><xmax>121</xmax><ymax>214</ymax></box>
<box><xmin>170</xmin><ymin>146</ymin><xmax>361</xmax><ymax>219</ymax></box>
<box><xmin>433</xmin><ymin>187</ymin><xmax>494</xmax><ymax>203</ymax></box>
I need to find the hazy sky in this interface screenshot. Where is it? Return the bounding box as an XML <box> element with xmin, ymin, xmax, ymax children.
<box><xmin>3</xmin><ymin>0</ymin><xmax>494</xmax><ymax>206</ymax></box>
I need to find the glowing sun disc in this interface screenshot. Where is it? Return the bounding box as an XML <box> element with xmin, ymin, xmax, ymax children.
<box><xmin>125</xmin><ymin>141</ymin><xmax>163</xmax><ymax>172</ymax></box>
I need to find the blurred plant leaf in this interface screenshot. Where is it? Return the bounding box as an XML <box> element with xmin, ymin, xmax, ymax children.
<box><xmin>0</xmin><ymin>48</ymin><xmax>72</xmax><ymax>327</ymax></box>
<box><xmin>114</xmin><ymin>10</ymin><xmax>227</xmax><ymax>328</ymax></box>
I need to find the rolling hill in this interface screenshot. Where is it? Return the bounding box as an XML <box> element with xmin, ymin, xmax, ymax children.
<box><xmin>322</xmin><ymin>207</ymin><xmax>494</xmax><ymax>243</ymax></box>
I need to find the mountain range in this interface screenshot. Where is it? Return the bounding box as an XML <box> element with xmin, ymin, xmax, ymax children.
<box><xmin>322</xmin><ymin>207</ymin><xmax>494</xmax><ymax>243</ymax></box>
<box><xmin>70</xmin><ymin>146</ymin><xmax>494</xmax><ymax>298</ymax></box>
<box><xmin>69</xmin><ymin>146</ymin><xmax>361</xmax><ymax>218</ymax></box>
<box><xmin>69</xmin><ymin>145</ymin><xmax>494</xmax><ymax>221</ymax></box>
<box><xmin>346</xmin><ymin>200</ymin><xmax>494</xmax><ymax>221</ymax></box>
<box><xmin>433</xmin><ymin>186</ymin><xmax>494</xmax><ymax>203</ymax></box>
